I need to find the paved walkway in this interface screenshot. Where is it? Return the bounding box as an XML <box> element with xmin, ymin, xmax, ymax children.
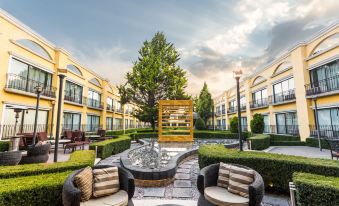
<box><xmin>99</xmin><ymin>148</ymin><xmax>291</xmax><ymax>206</ymax></box>
<box><xmin>266</xmin><ymin>146</ymin><xmax>332</xmax><ymax>159</ymax></box>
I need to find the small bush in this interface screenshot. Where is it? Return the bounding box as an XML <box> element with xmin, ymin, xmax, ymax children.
<box><xmin>195</xmin><ymin>118</ymin><xmax>206</xmax><ymax>130</ymax></box>
<box><xmin>305</xmin><ymin>137</ymin><xmax>331</xmax><ymax>150</ymax></box>
<box><xmin>0</xmin><ymin>141</ymin><xmax>10</xmax><ymax>152</ymax></box>
<box><xmin>198</xmin><ymin>145</ymin><xmax>339</xmax><ymax>193</ymax></box>
<box><xmin>89</xmin><ymin>135</ymin><xmax>131</xmax><ymax>159</ymax></box>
<box><xmin>248</xmin><ymin>134</ymin><xmax>270</xmax><ymax>150</ymax></box>
<box><xmin>0</xmin><ymin>150</ymin><xmax>95</xmax><ymax>179</ymax></box>
<box><xmin>230</xmin><ymin>116</ymin><xmax>238</xmax><ymax>133</ymax></box>
<box><xmin>293</xmin><ymin>172</ymin><xmax>339</xmax><ymax>206</ymax></box>
<box><xmin>270</xmin><ymin>134</ymin><xmax>300</xmax><ymax>142</ymax></box>
<box><xmin>0</xmin><ymin>171</ymin><xmax>71</xmax><ymax>206</ymax></box>
<box><xmin>250</xmin><ymin>113</ymin><xmax>264</xmax><ymax>133</ymax></box>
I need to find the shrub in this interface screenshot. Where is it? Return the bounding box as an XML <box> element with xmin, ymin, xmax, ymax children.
<box><xmin>195</xmin><ymin>118</ymin><xmax>206</xmax><ymax>130</ymax></box>
<box><xmin>250</xmin><ymin>113</ymin><xmax>264</xmax><ymax>133</ymax></box>
<box><xmin>270</xmin><ymin>141</ymin><xmax>306</xmax><ymax>146</ymax></box>
<box><xmin>305</xmin><ymin>137</ymin><xmax>331</xmax><ymax>150</ymax></box>
<box><xmin>270</xmin><ymin>134</ymin><xmax>300</xmax><ymax>142</ymax></box>
<box><xmin>0</xmin><ymin>140</ymin><xmax>10</xmax><ymax>152</ymax></box>
<box><xmin>89</xmin><ymin>135</ymin><xmax>131</xmax><ymax>159</ymax></box>
<box><xmin>293</xmin><ymin>172</ymin><xmax>339</xmax><ymax>206</ymax></box>
<box><xmin>0</xmin><ymin>170</ymin><xmax>71</xmax><ymax>206</ymax></box>
<box><xmin>0</xmin><ymin>150</ymin><xmax>95</xmax><ymax>179</ymax></box>
<box><xmin>230</xmin><ymin>116</ymin><xmax>238</xmax><ymax>133</ymax></box>
<box><xmin>129</xmin><ymin>132</ymin><xmax>157</xmax><ymax>141</ymax></box>
<box><xmin>248</xmin><ymin>134</ymin><xmax>270</xmax><ymax>150</ymax></box>
<box><xmin>198</xmin><ymin>145</ymin><xmax>339</xmax><ymax>193</ymax></box>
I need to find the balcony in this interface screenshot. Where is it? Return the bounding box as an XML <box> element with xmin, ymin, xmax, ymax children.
<box><xmin>215</xmin><ymin>110</ymin><xmax>222</xmax><ymax>116</ymax></box>
<box><xmin>64</xmin><ymin>94</ymin><xmax>83</xmax><ymax>105</ymax></box>
<box><xmin>106</xmin><ymin>104</ymin><xmax>114</xmax><ymax>112</ymax></box>
<box><xmin>250</xmin><ymin>98</ymin><xmax>270</xmax><ymax>110</ymax></box>
<box><xmin>115</xmin><ymin>108</ymin><xmax>123</xmax><ymax>114</ymax></box>
<box><xmin>85</xmin><ymin>97</ymin><xmax>104</xmax><ymax>110</ymax></box>
<box><xmin>0</xmin><ymin>124</ymin><xmax>49</xmax><ymax>139</ymax></box>
<box><xmin>305</xmin><ymin>75</ymin><xmax>339</xmax><ymax>97</ymax></box>
<box><xmin>5</xmin><ymin>73</ymin><xmax>56</xmax><ymax>98</ymax></box>
<box><xmin>227</xmin><ymin>107</ymin><xmax>236</xmax><ymax>114</ymax></box>
<box><xmin>265</xmin><ymin>125</ymin><xmax>299</xmax><ymax>135</ymax></box>
<box><xmin>271</xmin><ymin>89</ymin><xmax>296</xmax><ymax>104</ymax></box>
<box><xmin>309</xmin><ymin>125</ymin><xmax>339</xmax><ymax>138</ymax></box>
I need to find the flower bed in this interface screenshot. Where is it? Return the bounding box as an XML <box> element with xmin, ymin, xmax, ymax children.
<box><xmin>198</xmin><ymin>145</ymin><xmax>339</xmax><ymax>193</ymax></box>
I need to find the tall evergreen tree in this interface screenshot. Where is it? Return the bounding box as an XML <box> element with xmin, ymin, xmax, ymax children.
<box><xmin>118</xmin><ymin>32</ymin><xmax>189</xmax><ymax>131</ymax></box>
<box><xmin>196</xmin><ymin>82</ymin><xmax>213</xmax><ymax>124</ymax></box>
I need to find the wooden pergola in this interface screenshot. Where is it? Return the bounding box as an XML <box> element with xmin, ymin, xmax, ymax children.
<box><xmin>158</xmin><ymin>100</ymin><xmax>193</xmax><ymax>142</ymax></box>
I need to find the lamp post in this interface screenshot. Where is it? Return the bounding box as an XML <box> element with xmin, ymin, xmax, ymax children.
<box><xmin>49</xmin><ymin>101</ymin><xmax>56</xmax><ymax>140</ymax></box>
<box><xmin>54</xmin><ymin>74</ymin><xmax>66</xmax><ymax>162</ymax></box>
<box><xmin>313</xmin><ymin>98</ymin><xmax>322</xmax><ymax>151</ymax></box>
<box><xmin>233</xmin><ymin>69</ymin><xmax>243</xmax><ymax>151</ymax></box>
<box><xmin>32</xmin><ymin>84</ymin><xmax>43</xmax><ymax>145</ymax></box>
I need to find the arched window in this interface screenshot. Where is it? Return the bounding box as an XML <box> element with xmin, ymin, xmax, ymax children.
<box><xmin>106</xmin><ymin>85</ymin><xmax>113</xmax><ymax>93</ymax></box>
<box><xmin>15</xmin><ymin>39</ymin><xmax>52</xmax><ymax>60</ymax></box>
<box><xmin>311</xmin><ymin>33</ymin><xmax>339</xmax><ymax>56</ymax></box>
<box><xmin>89</xmin><ymin>78</ymin><xmax>101</xmax><ymax>87</ymax></box>
<box><xmin>273</xmin><ymin>61</ymin><xmax>292</xmax><ymax>75</ymax></box>
<box><xmin>252</xmin><ymin>76</ymin><xmax>266</xmax><ymax>86</ymax></box>
<box><xmin>67</xmin><ymin>64</ymin><xmax>82</xmax><ymax>76</ymax></box>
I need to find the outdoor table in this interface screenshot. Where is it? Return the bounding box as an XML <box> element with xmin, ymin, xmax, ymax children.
<box><xmin>48</xmin><ymin>139</ymin><xmax>71</xmax><ymax>149</ymax></box>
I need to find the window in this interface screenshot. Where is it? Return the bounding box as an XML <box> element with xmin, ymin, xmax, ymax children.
<box><xmin>63</xmin><ymin>113</ymin><xmax>81</xmax><ymax>131</ymax></box>
<box><xmin>15</xmin><ymin>39</ymin><xmax>52</xmax><ymax>60</ymax></box>
<box><xmin>229</xmin><ymin>99</ymin><xmax>237</xmax><ymax>109</ymax></box>
<box><xmin>65</xmin><ymin>81</ymin><xmax>83</xmax><ymax>104</ymax></box>
<box><xmin>107</xmin><ymin>97</ymin><xmax>114</xmax><ymax>110</ymax></box>
<box><xmin>216</xmin><ymin>106</ymin><xmax>221</xmax><ymax>114</ymax></box>
<box><xmin>275</xmin><ymin>112</ymin><xmax>298</xmax><ymax>134</ymax></box>
<box><xmin>310</xmin><ymin>59</ymin><xmax>339</xmax><ymax>92</ymax></box>
<box><xmin>241</xmin><ymin>117</ymin><xmax>247</xmax><ymax>131</ymax></box>
<box><xmin>252</xmin><ymin>76</ymin><xmax>266</xmax><ymax>86</ymax></box>
<box><xmin>273</xmin><ymin>61</ymin><xmax>292</xmax><ymax>75</ymax></box>
<box><xmin>8</xmin><ymin>58</ymin><xmax>53</xmax><ymax>96</ymax></box>
<box><xmin>311</xmin><ymin>33</ymin><xmax>339</xmax><ymax>56</ymax></box>
<box><xmin>252</xmin><ymin>88</ymin><xmax>268</xmax><ymax>106</ymax></box>
<box><xmin>125</xmin><ymin>119</ymin><xmax>129</xmax><ymax>129</ymax></box>
<box><xmin>114</xmin><ymin>118</ymin><xmax>123</xmax><ymax>130</ymax></box>
<box><xmin>273</xmin><ymin>78</ymin><xmax>295</xmax><ymax>103</ymax></box>
<box><xmin>222</xmin><ymin>119</ymin><xmax>226</xmax><ymax>130</ymax></box>
<box><xmin>116</xmin><ymin>101</ymin><xmax>122</xmax><ymax>113</ymax></box>
<box><xmin>217</xmin><ymin>120</ymin><xmax>221</xmax><ymax>128</ymax></box>
<box><xmin>88</xmin><ymin>90</ymin><xmax>101</xmax><ymax>108</ymax></box>
<box><xmin>130</xmin><ymin>120</ymin><xmax>134</xmax><ymax>128</ymax></box>
<box><xmin>263</xmin><ymin>115</ymin><xmax>269</xmax><ymax>133</ymax></box>
<box><xmin>89</xmin><ymin>78</ymin><xmax>101</xmax><ymax>87</ymax></box>
<box><xmin>87</xmin><ymin>115</ymin><xmax>100</xmax><ymax>132</ymax></box>
<box><xmin>67</xmin><ymin>65</ymin><xmax>82</xmax><ymax>76</ymax></box>
<box><xmin>316</xmin><ymin>108</ymin><xmax>339</xmax><ymax>137</ymax></box>
<box><xmin>106</xmin><ymin>117</ymin><xmax>113</xmax><ymax>130</ymax></box>
<box><xmin>221</xmin><ymin>104</ymin><xmax>225</xmax><ymax>114</ymax></box>
<box><xmin>240</xmin><ymin>96</ymin><xmax>246</xmax><ymax>109</ymax></box>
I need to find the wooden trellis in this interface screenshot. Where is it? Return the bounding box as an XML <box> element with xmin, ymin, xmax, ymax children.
<box><xmin>158</xmin><ymin>100</ymin><xmax>193</xmax><ymax>142</ymax></box>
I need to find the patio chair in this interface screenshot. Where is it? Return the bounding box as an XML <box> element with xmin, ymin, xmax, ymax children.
<box><xmin>37</xmin><ymin>132</ymin><xmax>48</xmax><ymax>141</ymax></box>
<box><xmin>197</xmin><ymin>163</ymin><xmax>264</xmax><ymax>206</ymax></box>
<box><xmin>98</xmin><ymin>129</ymin><xmax>106</xmax><ymax>137</ymax></box>
<box><xmin>62</xmin><ymin>165</ymin><xmax>135</xmax><ymax>206</ymax></box>
<box><xmin>324</xmin><ymin>137</ymin><xmax>339</xmax><ymax>160</ymax></box>
<box><xmin>19</xmin><ymin>143</ymin><xmax>51</xmax><ymax>164</ymax></box>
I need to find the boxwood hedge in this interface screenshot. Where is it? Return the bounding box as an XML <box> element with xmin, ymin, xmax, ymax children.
<box><xmin>0</xmin><ymin>140</ymin><xmax>10</xmax><ymax>152</ymax></box>
<box><xmin>248</xmin><ymin>134</ymin><xmax>270</xmax><ymax>150</ymax></box>
<box><xmin>293</xmin><ymin>172</ymin><xmax>339</xmax><ymax>206</ymax></box>
<box><xmin>198</xmin><ymin>145</ymin><xmax>339</xmax><ymax>193</ymax></box>
<box><xmin>0</xmin><ymin>150</ymin><xmax>95</xmax><ymax>179</ymax></box>
<box><xmin>0</xmin><ymin>170</ymin><xmax>71</xmax><ymax>206</ymax></box>
<box><xmin>305</xmin><ymin>137</ymin><xmax>331</xmax><ymax>150</ymax></box>
<box><xmin>89</xmin><ymin>135</ymin><xmax>131</xmax><ymax>159</ymax></box>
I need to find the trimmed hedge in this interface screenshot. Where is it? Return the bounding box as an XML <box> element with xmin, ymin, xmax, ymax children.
<box><xmin>269</xmin><ymin>134</ymin><xmax>304</xmax><ymax>146</ymax></box>
<box><xmin>106</xmin><ymin>128</ymin><xmax>154</xmax><ymax>136</ymax></box>
<box><xmin>0</xmin><ymin>140</ymin><xmax>10</xmax><ymax>152</ymax></box>
<box><xmin>248</xmin><ymin>134</ymin><xmax>270</xmax><ymax>150</ymax></box>
<box><xmin>89</xmin><ymin>135</ymin><xmax>131</xmax><ymax>159</ymax></box>
<box><xmin>198</xmin><ymin>145</ymin><xmax>339</xmax><ymax>193</ymax></box>
<box><xmin>270</xmin><ymin>141</ymin><xmax>306</xmax><ymax>146</ymax></box>
<box><xmin>0</xmin><ymin>170</ymin><xmax>71</xmax><ymax>206</ymax></box>
<box><xmin>0</xmin><ymin>150</ymin><xmax>95</xmax><ymax>179</ymax></box>
<box><xmin>293</xmin><ymin>172</ymin><xmax>339</xmax><ymax>206</ymax></box>
<box><xmin>305</xmin><ymin>137</ymin><xmax>331</xmax><ymax>150</ymax></box>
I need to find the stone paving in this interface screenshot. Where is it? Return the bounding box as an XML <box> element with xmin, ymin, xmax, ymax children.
<box><xmin>266</xmin><ymin>146</ymin><xmax>332</xmax><ymax>159</ymax></box>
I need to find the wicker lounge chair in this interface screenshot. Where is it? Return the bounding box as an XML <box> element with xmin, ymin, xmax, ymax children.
<box><xmin>197</xmin><ymin>163</ymin><xmax>264</xmax><ymax>206</ymax></box>
<box><xmin>0</xmin><ymin>151</ymin><xmax>22</xmax><ymax>166</ymax></box>
<box><xmin>62</xmin><ymin>165</ymin><xmax>135</xmax><ymax>206</ymax></box>
<box><xmin>324</xmin><ymin>137</ymin><xmax>339</xmax><ymax>160</ymax></box>
<box><xmin>19</xmin><ymin>143</ymin><xmax>51</xmax><ymax>164</ymax></box>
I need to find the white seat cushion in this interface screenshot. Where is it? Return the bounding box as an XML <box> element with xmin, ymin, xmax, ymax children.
<box><xmin>80</xmin><ymin>190</ymin><xmax>128</xmax><ymax>206</ymax></box>
<box><xmin>204</xmin><ymin>186</ymin><xmax>249</xmax><ymax>206</ymax></box>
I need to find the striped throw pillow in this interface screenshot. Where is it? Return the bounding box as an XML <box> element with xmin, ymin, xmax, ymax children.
<box><xmin>217</xmin><ymin>162</ymin><xmax>231</xmax><ymax>189</ymax></box>
<box><xmin>93</xmin><ymin>167</ymin><xmax>120</xmax><ymax>197</ymax></box>
<box><xmin>74</xmin><ymin>166</ymin><xmax>93</xmax><ymax>201</ymax></box>
<box><xmin>228</xmin><ymin>165</ymin><xmax>254</xmax><ymax>198</ymax></box>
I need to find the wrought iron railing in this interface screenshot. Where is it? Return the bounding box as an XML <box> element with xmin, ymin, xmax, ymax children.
<box><xmin>305</xmin><ymin>75</ymin><xmax>339</xmax><ymax>96</ymax></box>
<box><xmin>64</xmin><ymin>93</ymin><xmax>83</xmax><ymax>104</ymax></box>
<box><xmin>85</xmin><ymin>97</ymin><xmax>104</xmax><ymax>109</ymax></box>
<box><xmin>106</xmin><ymin>104</ymin><xmax>114</xmax><ymax>111</ymax></box>
<box><xmin>309</xmin><ymin>125</ymin><xmax>339</xmax><ymax>138</ymax></box>
<box><xmin>0</xmin><ymin>124</ymin><xmax>49</xmax><ymax>139</ymax></box>
<box><xmin>272</xmin><ymin>89</ymin><xmax>296</xmax><ymax>104</ymax></box>
<box><xmin>115</xmin><ymin>108</ymin><xmax>123</xmax><ymax>113</ymax></box>
<box><xmin>267</xmin><ymin>125</ymin><xmax>299</xmax><ymax>135</ymax></box>
<box><xmin>6</xmin><ymin>73</ymin><xmax>56</xmax><ymax>98</ymax></box>
<box><xmin>250</xmin><ymin>98</ymin><xmax>270</xmax><ymax>109</ymax></box>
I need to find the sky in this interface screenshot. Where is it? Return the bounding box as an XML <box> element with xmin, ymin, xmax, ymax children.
<box><xmin>1</xmin><ymin>0</ymin><xmax>338</xmax><ymax>97</ymax></box>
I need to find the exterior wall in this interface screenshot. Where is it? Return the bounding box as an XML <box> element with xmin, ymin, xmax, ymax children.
<box><xmin>0</xmin><ymin>10</ymin><xmax>146</xmax><ymax>139</ymax></box>
<box><xmin>212</xmin><ymin>24</ymin><xmax>339</xmax><ymax>141</ymax></box>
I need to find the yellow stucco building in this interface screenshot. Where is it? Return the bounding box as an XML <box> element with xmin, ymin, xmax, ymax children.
<box><xmin>0</xmin><ymin>9</ymin><xmax>148</xmax><ymax>140</ymax></box>
<box><xmin>212</xmin><ymin>22</ymin><xmax>339</xmax><ymax>141</ymax></box>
